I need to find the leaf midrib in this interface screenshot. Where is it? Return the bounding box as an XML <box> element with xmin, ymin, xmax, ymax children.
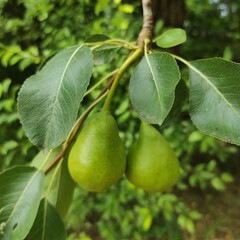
<box><xmin>189</xmin><ymin>61</ymin><xmax>240</xmax><ymax>118</ymax></box>
<box><xmin>145</xmin><ymin>54</ymin><xmax>162</xmax><ymax>116</ymax></box>
<box><xmin>45</xmin><ymin>45</ymin><xmax>84</xmax><ymax>147</ymax></box>
<box><xmin>4</xmin><ymin>169</ymin><xmax>40</xmax><ymax>236</ymax></box>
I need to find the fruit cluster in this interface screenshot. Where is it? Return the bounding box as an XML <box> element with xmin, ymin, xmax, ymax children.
<box><xmin>68</xmin><ymin>111</ymin><xmax>180</xmax><ymax>192</ymax></box>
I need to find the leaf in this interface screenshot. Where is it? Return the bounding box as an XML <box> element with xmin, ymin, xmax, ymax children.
<box><xmin>30</xmin><ymin>147</ymin><xmax>63</xmax><ymax>204</ymax></box>
<box><xmin>31</xmin><ymin>148</ymin><xmax>75</xmax><ymax>219</ymax></box>
<box><xmin>84</xmin><ymin>34</ymin><xmax>109</xmax><ymax>43</ymax></box>
<box><xmin>129</xmin><ymin>52</ymin><xmax>180</xmax><ymax>125</ymax></box>
<box><xmin>155</xmin><ymin>28</ymin><xmax>187</xmax><ymax>48</ymax></box>
<box><xmin>25</xmin><ymin>199</ymin><xmax>66</xmax><ymax>240</ymax></box>
<box><xmin>189</xmin><ymin>58</ymin><xmax>240</xmax><ymax>145</ymax></box>
<box><xmin>18</xmin><ymin>45</ymin><xmax>93</xmax><ymax>149</ymax></box>
<box><xmin>220</xmin><ymin>173</ymin><xmax>234</xmax><ymax>183</ymax></box>
<box><xmin>30</xmin><ymin>146</ymin><xmax>63</xmax><ymax>170</ymax></box>
<box><xmin>118</xmin><ymin>4</ymin><xmax>134</xmax><ymax>13</ymax></box>
<box><xmin>0</xmin><ymin>166</ymin><xmax>44</xmax><ymax>240</ymax></box>
<box><xmin>95</xmin><ymin>0</ymin><xmax>109</xmax><ymax>15</ymax></box>
<box><xmin>85</xmin><ymin>34</ymin><xmax>119</xmax><ymax>64</ymax></box>
<box><xmin>160</xmin><ymin>79</ymin><xmax>188</xmax><ymax>128</ymax></box>
<box><xmin>55</xmin><ymin>156</ymin><xmax>75</xmax><ymax>220</ymax></box>
<box><xmin>143</xmin><ymin>214</ymin><xmax>152</xmax><ymax>231</ymax></box>
<box><xmin>211</xmin><ymin>177</ymin><xmax>225</xmax><ymax>191</ymax></box>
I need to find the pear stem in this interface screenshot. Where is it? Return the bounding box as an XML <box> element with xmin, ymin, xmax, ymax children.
<box><xmin>102</xmin><ymin>48</ymin><xmax>143</xmax><ymax>111</ymax></box>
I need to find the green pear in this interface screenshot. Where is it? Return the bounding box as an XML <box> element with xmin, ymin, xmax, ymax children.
<box><xmin>68</xmin><ymin>111</ymin><xmax>126</xmax><ymax>192</ymax></box>
<box><xmin>126</xmin><ymin>121</ymin><xmax>180</xmax><ymax>192</ymax></box>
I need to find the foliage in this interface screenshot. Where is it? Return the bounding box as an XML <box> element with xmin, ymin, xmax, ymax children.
<box><xmin>0</xmin><ymin>79</ymin><xmax>37</xmax><ymax>171</ymax></box>
<box><xmin>183</xmin><ymin>0</ymin><xmax>240</xmax><ymax>61</ymax></box>
<box><xmin>0</xmin><ymin>0</ymin><xmax>240</xmax><ymax>239</ymax></box>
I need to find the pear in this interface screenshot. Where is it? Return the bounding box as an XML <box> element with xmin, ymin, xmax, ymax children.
<box><xmin>68</xmin><ymin>111</ymin><xmax>126</xmax><ymax>192</ymax></box>
<box><xmin>126</xmin><ymin>121</ymin><xmax>180</xmax><ymax>192</ymax></box>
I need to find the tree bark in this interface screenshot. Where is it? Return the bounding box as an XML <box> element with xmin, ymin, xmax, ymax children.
<box><xmin>152</xmin><ymin>0</ymin><xmax>186</xmax><ymax>28</ymax></box>
<box><xmin>137</xmin><ymin>0</ymin><xmax>154</xmax><ymax>48</ymax></box>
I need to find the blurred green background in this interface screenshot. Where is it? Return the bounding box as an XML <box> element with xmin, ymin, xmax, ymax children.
<box><xmin>1</xmin><ymin>0</ymin><xmax>240</xmax><ymax>239</ymax></box>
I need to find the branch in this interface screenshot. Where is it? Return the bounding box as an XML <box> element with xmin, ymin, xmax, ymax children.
<box><xmin>137</xmin><ymin>0</ymin><xmax>154</xmax><ymax>48</ymax></box>
<box><xmin>102</xmin><ymin>48</ymin><xmax>143</xmax><ymax>111</ymax></box>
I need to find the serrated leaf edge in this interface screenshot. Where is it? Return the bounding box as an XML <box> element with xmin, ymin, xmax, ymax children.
<box><xmin>44</xmin><ymin>45</ymin><xmax>86</xmax><ymax>145</ymax></box>
<box><xmin>189</xmin><ymin>59</ymin><xmax>240</xmax><ymax>118</ymax></box>
<box><xmin>145</xmin><ymin>53</ymin><xmax>162</xmax><ymax>116</ymax></box>
<box><xmin>1</xmin><ymin>166</ymin><xmax>44</xmax><ymax>238</ymax></box>
<box><xmin>172</xmin><ymin>55</ymin><xmax>240</xmax><ymax>145</ymax></box>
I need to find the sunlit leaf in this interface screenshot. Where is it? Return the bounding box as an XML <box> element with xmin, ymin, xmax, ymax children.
<box><xmin>189</xmin><ymin>58</ymin><xmax>240</xmax><ymax>145</ymax></box>
<box><xmin>118</xmin><ymin>4</ymin><xmax>134</xmax><ymax>13</ymax></box>
<box><xmin>155</xmin><ymin>28</ymin><xmax>187</xmax><ymax>48</ymax></box>
<box><xmin>0</xmin><ymin>166</ymin><xmax>44</xmax><ymax>240</ymax></box>
<box><xmin>18</xmin><ymin>45</ymin><xmax>93</xmax><ymax>149</ymax></box>
<box><xmin>211</xmin><ymin>177</ymin><xmax>225</xmax><ymax>191</ymax></box>
<box><xmin>129</xmin><ymin>52</ymin><xmax>180</xmax><ymax>125</ymax></box>
<box><xmin>95</xmin><ymin>0</ymin><xmax>109</xmax><ymax>15</ymax></box>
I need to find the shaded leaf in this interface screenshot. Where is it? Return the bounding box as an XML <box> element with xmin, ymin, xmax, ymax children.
<box><xmin>18</xmin><ymin>45</ymin><xmax>93</xmax><ymax>149</ymax></box>
<box><xmin>189</xmin><ymin>58</ymin><xmax>240</xmax><ymax>145</ymax></box>
<box><xmin>155</xmin><ymin>28</ymin><xmax>187</xmax><ymax>48</ymax></box>
<box><xmin>84</xmin><ymin>34</ymin><xmax>109</xmax><ymax>43</ymax></box>
<box><xmin>85</xmin><ymin>34</ymin><xmax>120</xmax><ymax>64</ymax></box>
<box><xmin>129</xmin><ymin>52</ymin><xmax>180</xmax><ymax>125</ymax></box>
<box><xmin>25</xmin><ymin>199</ymin><xmax>66</xmax><ymax>240</ymax></box>
<box><xmin>55</xmin><ymin>156</ymin><xmax>75</xmax><ymax>220</ymax></box>
<box><xmin>0</xmin><ymin>166</ymin><xmax>44</xmax><ymax>240</ymax></box>
<box><xmin>30</xmin><ymin>146</ymin><xmax>63</xmax><ymax>170</ymax></box>
<box><xmin>31</xmin><ymin>148</ymin><xmax>75</xmax><ymax>219</ymax></box>
<box><xmin>160</xmin><ymin>79</ymin><xmax>188</xmax><ymax>128</ymax></box>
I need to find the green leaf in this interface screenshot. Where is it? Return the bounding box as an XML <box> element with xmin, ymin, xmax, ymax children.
<box><xmin>220</xmin><ymin>173</ymin><xmax>234</xmax><ymax>183</ymax></box>
<box><xmin>95</xmin><ymin>0</ymin><xmax>109</xmax><ymax>15</ymax></box>
<box><xmin>155</xmin><ymin>28</ymin><xmax>187</xmax><ymax>48</ymax></box>
<box><xmin>55</xmin><ymin>157</ymin><xmax>75</xmax><ymax>220</ymax></box>
<box><xmin>189</xmin><ymin>211</ymin><xmax>202</xmax><ymax>220</ymax></box>
<box><xmin>25</xmin><ymin>199</ymin><xmax>66</xmax><ymax>240</ymax></box>
<box><xmin>118</xmin><ymin>4</ymin><xmax>134</xmax><ymax>13</ymax></box>
<box><xmin>30</xmin><ymin>146</ymin><xmax>62</xmax><ymax>170</ymax></box>
<box><xmin>84</xmin><ymin>34</ymin><xmax>109</xmax><ymax>43</ymax></box>
<box><xmin>160</xmin><ymin>79</ymin><xmax>188</xmax><ymax>128</ymax></box>
<box><xmin>129</xmin><ymin>52</ymin><xmax>180</xmax><ymax>125</ymax></box>
<box><xmin>0</xmin><ymin>166</ymin><xmax>44</xmax><ymax>240</ymax></box>
<box><xmin>85</xmin><ymin>34</ymin><xmax>119</xmax><ymax>64</ymax></box>
<box><xmin>211</xmin><ymin>177</ymin><xmax>225</xmax><ymax>191</ymax></box>
<box><xmin>143</xmin><ymin>214</ymin><xmax>152</xmax><ymax>232</ymax></box>
<box><xmin>189</xmin><ymin>58</ymin><xmax>240</xmax><ymax>145</ymax></box>
<box><xmin>18</xmin><ymin>45</ymin><xmax>93</xmax><ymax>149</ymax></box>
<box><xmin>0</xmin><ymin>84</ymin><xmax>2</xmax><ymax>98</ymax></box>
<box><xmin>18</xmin><ymin>59</ymin><xmax>34</xmax><ymax>71</ymax></box>
<box><xmin>31</xmin><ymin>148</ymin><xmax>75</xmax><ymax>219</ymax></box>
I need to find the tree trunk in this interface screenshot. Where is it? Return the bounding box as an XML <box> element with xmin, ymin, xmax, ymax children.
<box><xmin>152</xmin><ymin>0</ymin><xmax>186</xmax><ymax>28</ymax></box>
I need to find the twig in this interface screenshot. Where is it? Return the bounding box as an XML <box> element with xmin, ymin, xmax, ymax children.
<box><xmin>102</xmin><ymin>48</ymin><xmax>143</xmax><ymax>111</ymax></box>
<box><xmin>137</xmin><ymin>0</ymin><xmax>154</xmax><ymax>48</ymax></box>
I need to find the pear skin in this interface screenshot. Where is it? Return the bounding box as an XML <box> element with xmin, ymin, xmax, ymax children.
<box><xmin>126</xmin><ymin>121</ymin><xmax>180</xmax><ymax>192</ymax></box>
<box><xmin>68</xmin><ymin>111</ymin><xmax>126</xmax><ymax>192</ymax></box>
